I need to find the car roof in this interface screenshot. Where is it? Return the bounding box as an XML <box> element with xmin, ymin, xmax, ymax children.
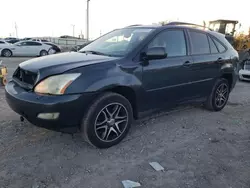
<box><xmin>126</xmin><ymin>22</ymin><xmax>222</xmax><ymax>35</ymax></box>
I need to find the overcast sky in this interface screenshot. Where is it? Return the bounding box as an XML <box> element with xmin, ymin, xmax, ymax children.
<box><xmin>0</xmin><ymin>0</ymin><xmax>249</xmax><ymax>39</ymax></box>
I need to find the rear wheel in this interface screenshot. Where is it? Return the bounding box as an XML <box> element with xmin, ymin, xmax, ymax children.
<box><xmin>204</xmin><ymin>78</ymin><xmax>230</xmax><ymax>111</ymax></box>
<box><xmin>81</xmin><ymin>92</ymin><xmax>133</xmax><ymax>148</ymax></box>
<box><xmin>40</xmin><ymin>50</ymin><xmax>48</xmax><ymax>56</ymax></box>
<box><xmin>1</xmin><ymin>49</ymin><xmax>12</xmax><ymax>57</ymax></box>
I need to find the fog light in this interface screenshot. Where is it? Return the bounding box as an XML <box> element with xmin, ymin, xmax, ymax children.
<box><xmin>37</xmin><ymin>113</ymin><xmax>59</xmax><ymax>120</ymax></box>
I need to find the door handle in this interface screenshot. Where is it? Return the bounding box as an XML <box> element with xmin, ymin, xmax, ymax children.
<box><xmin>183</xmin><ymin>61</ymin><xmax>191</xmax><ymax>66</ymax></box>
<box><xmin>216</xmin><ymin>57</ymin><xmax>223</xmax><ymax>63</ymax></box>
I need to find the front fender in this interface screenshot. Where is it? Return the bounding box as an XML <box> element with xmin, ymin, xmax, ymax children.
<box><xmin>84</xmin><ymin>74</ymin><xmax>142</xmax><ymax>92</ymax></box>
<box><xmin>65</xmin><ymin>62</ymin><xmax>143</xmax><ymax>94</ymax></box>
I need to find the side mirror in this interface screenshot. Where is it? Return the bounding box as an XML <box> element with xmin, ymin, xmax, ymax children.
<box><xmin>146</xmin><ymin>47</ymin><xmax>167</xmax><ymax>60</ymax></box>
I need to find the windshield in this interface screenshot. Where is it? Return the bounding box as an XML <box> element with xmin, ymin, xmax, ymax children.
<box><xmin>79</xmin><ymin>28</ymin><xmax>154</xmax><ymax>57</ymax></box>
<box><xmin>244</xmin><ymin>60</ymin><xmax>250</xmax><ymax>70</ymax></box>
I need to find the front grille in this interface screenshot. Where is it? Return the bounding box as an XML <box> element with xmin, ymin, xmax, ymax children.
<box><xmin>242</xmin><ymin>74</ymin><xmax>250</xmax><ymax>79</ymax></box>
<box><xmin>13</xmin><ymin>67</ymin><xmax>37</xmax><ymax>86</ymax></box>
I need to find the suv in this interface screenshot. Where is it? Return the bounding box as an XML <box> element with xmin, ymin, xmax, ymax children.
<box><xmin>5</xmin><ymin>22</ymin><xmax>239</xmax><ymax>148</ymax></box>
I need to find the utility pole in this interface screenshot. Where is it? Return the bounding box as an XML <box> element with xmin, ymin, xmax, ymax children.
<box><xmin>86</xmin><ymin>0</ymin><xmax>90</xmax><ymax>41</ymax></box>
<box><xmin>71</xmin><ymin>24</ymin><xmax>75</xmax><ymax>37</ymax></box>
<box><xmin>15</xmin><ymin>22</ymin><xmax>18</xmax><ymax>38</ymax></box>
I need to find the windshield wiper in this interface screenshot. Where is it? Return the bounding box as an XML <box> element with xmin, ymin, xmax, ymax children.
<box><xmin>80</xmin><ymin>50</ymin><xmax>109</xmax><ymax>56</ymax></box>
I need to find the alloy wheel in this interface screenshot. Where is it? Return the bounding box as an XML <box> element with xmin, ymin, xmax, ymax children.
<box><xmin>215</xmin><ymin>83</ymin><xmax>229</xmax><ymax>108</ymax></box>
<box><xmin>41</xmin><ymin>51</ymin><xmax>48</xmax><ymax>56</ymax></box>
<box><xmin>3</xmin><ymin>50</ymin><xmax>11</xmax><ymax>57</ymax></box>
<box><xmin>94</xmin><ymin>103</ymin><xmax>128</xmax><ymax>142</ymax></box>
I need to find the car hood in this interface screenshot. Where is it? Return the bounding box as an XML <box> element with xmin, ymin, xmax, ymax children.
<box><xmin>19</xmin><ymin>52</ymin><xmax>119</xmax><ymax>77</ymax></box>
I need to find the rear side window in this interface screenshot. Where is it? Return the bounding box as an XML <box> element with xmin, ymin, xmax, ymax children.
<box><xmin>26</xmin><ymin>42</ymin><xmax>42</xmax><ymax>46</ymax></box>
<box><xmin>0</xmin><ymin>41</ymin><xmax>4</xmax><ymax>44</ymax></box>
<box><xmin>20</xmin><ymin>42</ymin><xmax>27</xmax><ymax>46</ymax></box>
<box><xmin>208</xmin><ymin>36</ymin><xmax>219</xmax><ymax>53</ymax></box>
<box><xmin>33</xmin><ymin>42</ymin><xmax>42</xmax><ymax>46</ymax></box>
<box><xmin>148</xmin><ymin>30</ymin><xmax>187</xmax><ymax>57</ymax></box>
<box><xmin>189</xmin><ymin>31</ymin><xmax>210</xmax><ymax>55</ymax></box>
<box><xmin>213</xmin><ymin>39</ymin><xmax>226</xmax><ymax>53</ymax></box>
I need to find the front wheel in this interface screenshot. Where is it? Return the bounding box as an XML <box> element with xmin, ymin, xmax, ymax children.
<box><xmin>204</xmin><ymin>78</ymin><xmax>230</xmax><ymax>111</ymax></box>
<box><xmin>81</xmin><ymin>92</ymin><xmax>133</xmax><ymax>148</ymax></box>
<box><xmin>1</xmin><ymin>49</ymin><xmax>12</xmax><ymax>57</ymax></box>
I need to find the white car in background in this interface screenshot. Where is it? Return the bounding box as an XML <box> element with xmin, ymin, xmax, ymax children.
<box><xmin>0</xmin><ymin>40</ymin><xmax>14</xmax><ymax>57</ymax></box>
<box><xmin>0</xmin><ymin>41</ymin><xmax>52</xmax><ymax>57</ymax></box>
<box><xmin>239</xmin><ymin>60</ymin><xmax>250</xmax><ymax>81</ymax></box>
<box><xmin>31</xmin><ymin>38</ymin><xmax>49</xmax><ymax>42</ymax></box>
<box><xmin>0</xmin><ymin>40</ymin><xmax>10</xmax><ymax>45</ymax></box>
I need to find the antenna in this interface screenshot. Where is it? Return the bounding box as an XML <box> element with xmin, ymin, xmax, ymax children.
<box><xmin>15</xmin><ymin>22</ymin><xmax>18</xmax><ymax>38</ymax></box>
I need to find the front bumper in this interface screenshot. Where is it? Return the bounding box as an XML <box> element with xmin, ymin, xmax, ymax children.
<box><xmin>239</xmin><ymin>69</ymin><xmax>250</xmax><ymax>81</ymax></box>
<box><xmin>5</xmin><ymin>81</ymin><xmax>98</xmax><ymax>133</ymax></box>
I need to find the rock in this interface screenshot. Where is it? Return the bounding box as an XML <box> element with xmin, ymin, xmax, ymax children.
<box><xmin>122</xmin><ymin>180</ymin><xmax>141</xmax><ymax>188</ymax></box>
<box><xmin>149</xmin><ymin>162</ymin><xmax>164</xmax><ymax>171</ymax></box>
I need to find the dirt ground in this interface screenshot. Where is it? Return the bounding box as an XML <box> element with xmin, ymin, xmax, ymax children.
<box><xmin>0</xmin><ymin>57</ymin><xmax>250</xmax><ymax>188</ymax></box>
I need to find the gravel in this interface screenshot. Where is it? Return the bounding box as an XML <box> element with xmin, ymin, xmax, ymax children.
<box><xmin>0</xmin><ymin>57</ymin><xmax>249</xmax><ymax>188</ymax></box>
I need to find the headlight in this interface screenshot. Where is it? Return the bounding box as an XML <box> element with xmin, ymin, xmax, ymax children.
<box><xmin>34</xmin><ymin>73</ymin><xmax>81</xmax><ymax>95</ymax></box>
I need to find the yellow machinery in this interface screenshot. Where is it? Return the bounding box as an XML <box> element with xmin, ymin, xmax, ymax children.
<box><xmin>208</xmin><ymin>19</ymin><xmax>250</xmax><ymax>52</ymax></box>
<box><xmin>234</xmin><ymin>33</ymin><xmax>250</xmax><ymax>51</ymax></box>
<box><xmin>0</xmin><ymin>60</ymin><xmax>7</xmax><ymax>86</ymax></box>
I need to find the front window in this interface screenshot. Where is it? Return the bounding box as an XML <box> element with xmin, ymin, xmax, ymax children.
<box><xmin>209</xmin><ymin>22</ymin><xmax>235</xmax><ymax>36</ymax></box>
<box><xmin>79</xmin><ymin>28</ymin><xmax>154</xmax><ymax>57</ymax></box>
<box><xmin>225</xmin><ymin>23</ymin><xmax>235</xmax><ymax>35</ymax></box>
<box><xmin>209</xmin><ymin>23</ymin><xmax>221</xmax><ymax>32</ymax></box>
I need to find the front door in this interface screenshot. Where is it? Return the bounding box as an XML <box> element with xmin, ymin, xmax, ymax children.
<box><xmin>141</xmin><ymin>29</ymin><xmax>195</xmax><ymax>110</ymax></box>
<box><xmin>13</xmin><ymin>42</ymin><xmax>31</xmax><ymax>56</ymax></box>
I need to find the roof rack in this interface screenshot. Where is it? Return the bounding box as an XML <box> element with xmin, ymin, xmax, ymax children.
<box><xmin>126</xmin><ymin>24</ymin><xmax>142</xmax><ymax>27</ymax></box>
<box><xmin>166</xmin><ymin>22</ymin><xmax>213</xmax><ymax>31</ymax></box>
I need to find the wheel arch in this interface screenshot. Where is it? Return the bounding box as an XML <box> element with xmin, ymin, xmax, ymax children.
<box><xmin>1</xmin><ymin>48</ymin><xmax>12</xmax><ymax>56</ymax></box>
<box><xmin>221</xmin><ymin>73</ymin><xmax>233</xmax><ymax>90</ymax></box>
<box><xmin>104</xmin><ymin>86</ymin><xmax>138</xmax><ymax>119</ymax></box>
<box><xmin>40</xmin><ymin>49</ymin><xmax>48</xmax><ymax>52</ymax></box>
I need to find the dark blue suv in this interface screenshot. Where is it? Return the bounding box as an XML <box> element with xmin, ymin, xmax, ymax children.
<box><xmin>5</xmin><ymin>22</ymin><xmax>239</xmax><ymax>148</ymax></box>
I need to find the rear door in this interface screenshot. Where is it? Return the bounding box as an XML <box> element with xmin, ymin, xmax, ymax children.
<box><xmin>141</xmin><ymin>29</ymin><xmax>195</xmax><ymax>110</ymax></box>
<box><xmin>187</xmin><ymin>29</ymin><xmax>223</xmax><ymax>98</ymax></box>
<box><xmin>31</xmin><ymin>42</ymin><xmax>43</xmax><ymax>55</ymax></box>
<box><xmin>25</xmin><ymin>41</ymin><xmax>42</xmax><ymax>56</ymax></box>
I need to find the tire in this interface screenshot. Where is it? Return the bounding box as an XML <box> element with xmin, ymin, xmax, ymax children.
<box><xmin>1</xmin><ymin>49</ymin><xmax>12</xmax><ymax>57</ymax></box>
<box><xmin>204</xmin><ymin>78</ymin><xmax>230</xmax><ymax>111</ymax></box>
<box><xmin>81</xmin><ymin>92</ymin><xmax>133</xmax><ymax>148</ymax></box>
<box><xmin>0</xmin><ymin>77</ymin><xmax>7</xmax><ymax>86</ymax></box>
<box><xmin>40</xmin><ymin>50</ymin><xmax>48</xmax><ymax>56</ymax></box>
